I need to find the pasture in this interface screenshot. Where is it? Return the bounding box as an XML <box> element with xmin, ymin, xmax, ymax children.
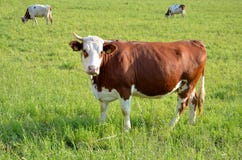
<box><xmin>0</xmin><ymin>0</ymin><xmax>241</xmax><ymax>159</ymax></box>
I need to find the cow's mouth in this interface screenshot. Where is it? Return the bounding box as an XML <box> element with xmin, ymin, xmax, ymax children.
<box><xmin>87</xmin><ymin>71</ymin><xmax>98</xmax><ymax>76</ymax></box>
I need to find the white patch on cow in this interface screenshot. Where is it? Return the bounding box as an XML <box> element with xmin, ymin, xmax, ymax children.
<box><xmin>92</xmin><ymin>83</ymin><xmax>132</xmax><ymax>131</ymax></box>
<box><xmin>120</xmin><ymin>97</ymin><xmax>132</xmax><ymax>131</ymax></box>
<box><xmin>189</xmin><ymin>89</ymin><xmax>196</xmax><ymax>124</ymax></box>
<box><xmin>178</xmin><ymin>80</ymin><xmax>188</xmax><ymax>93</ymax></box>
<box><xmin>81</xmin><ymin>36</ymin><xmax>104</xmax><ymax>75</ymax></box>
<box><xmin>170</xmin><ymin>4</ymin><xmax>183</xmax><ymax>13</ymax></box>
<box><xmin>131</xmin><ymin>80</ymin><xmax>188</xmax><ymax>98</ymax></box>
<box><xmin>99</xmin><ymin>101</ymin><xmax>109</xmax><ymax>122</ymax></box>
<box><xmin>92</xmin><ymin>85</ymin><xmax>119</xmax><ymax>102</ymax></box>
<box><xmin>169</xmin><ymin>97</ymin><xmax>187</xmax><ymax>127</ymax></box>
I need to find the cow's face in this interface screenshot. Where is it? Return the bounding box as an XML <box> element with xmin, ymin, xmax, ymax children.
<box><xmin>21</xmin><ymin>17</ymin><xmax>28</xmax><ymax>23</ymax></box>
<box><xmin>70</xmin><ymin>35</ymin><xmax>104</xmax><ymax>76</ymax></box>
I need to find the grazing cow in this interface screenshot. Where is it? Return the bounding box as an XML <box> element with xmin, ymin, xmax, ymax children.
<box><xmin>69</xmin><ymin>33</ymin><xmax>207</xmax><ymax>131</ymax></box>
<box><xmin>165</xmin><ymin>4</ymin><xmax>186</xmax><ymax>17</ymax></box>
<box><xmin>21</xmin><ymin>4</ymin><xmax>53</xmax><ymax>24</ymax></box>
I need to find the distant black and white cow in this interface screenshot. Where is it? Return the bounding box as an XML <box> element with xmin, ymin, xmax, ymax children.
<box><xmin>21</xmin><ymin>4</ymin><xmax>53</xmax><ymax>24</ymax></box>
<box><xmin>165</xmin><ymin>4</ymin><xmax>186</xmax><ymax>17</ymax></box>
<box><xmin>69</xmin><ymin>33</ymin><xmax>207</xmax><ymax>131</ymax></box>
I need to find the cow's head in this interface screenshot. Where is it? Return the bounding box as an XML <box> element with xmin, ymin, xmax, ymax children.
<box><xmin>69</xmin><ymin>33</ymin><xmax>109</xmax><ymax>76</ymax></box>
<box><xmin>21</xmin><ymin>17</ymin><xmax>28</xmax><ymax>23</ymax></box>
<box><xmin>165</xmin><ymin>10</ymin><xmax>171</xmax><ymax>17</ymax></box>
<box><xmin>21</xmin><ymin>9</ymin><xmax>31</xmax><ymax>23</ymax></box>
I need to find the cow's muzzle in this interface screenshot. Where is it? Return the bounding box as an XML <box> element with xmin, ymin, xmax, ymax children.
<box><xmin>21</xmin><ymin>17</ymin><xmax>27</xmax><ymax>23</ymax></box>
<box><xmin>87</xmin><ymin>65</ymin><xmax>99</xmax><ymax>76</ymax></box>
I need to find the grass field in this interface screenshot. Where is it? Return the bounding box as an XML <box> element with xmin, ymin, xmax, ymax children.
<box><xmin>0</xmin><ymin>0</ymin><xmax>241</xmax><ymax>159</ymax></box>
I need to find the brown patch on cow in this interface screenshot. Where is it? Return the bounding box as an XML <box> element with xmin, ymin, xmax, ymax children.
<box><xmin>180</xmin><ymin>4</ymin><xmax>186</xmax><ymax>10</ymax></box>
<box><xmin>69</xmin><ymin>41</ymin><xmax>83</xmax><ymax>51</ymax></box>
<box><xmin>179</xmin><ymin>101</ymin><xmax>188</xmax><ymax>115</ymax></box>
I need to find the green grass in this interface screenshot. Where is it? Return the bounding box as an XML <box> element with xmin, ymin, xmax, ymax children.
<box><xmin>0</xmin><ymin>0</ymin><xmax>241</xmax><ymax>159</ymax></box>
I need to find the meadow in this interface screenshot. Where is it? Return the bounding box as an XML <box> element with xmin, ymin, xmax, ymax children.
<box><xmin>0</xmin><ymin>0</ymin><xmax>241</xmax><ymax>159</ymax></box>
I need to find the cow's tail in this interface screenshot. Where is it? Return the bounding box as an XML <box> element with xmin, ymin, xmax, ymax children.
<box><xmin>197</xmin><ymin>69</ymin><xmax>205</xmax><ymax>114</ymax></box>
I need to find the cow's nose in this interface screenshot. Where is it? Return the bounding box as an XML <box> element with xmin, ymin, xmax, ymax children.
<box><xmin>87</xmin><ymin>65</ymin><xmax>98</xmax><ymax>75</ymax></box>
<box><xmin>88</xmin><ymin>65</ymin><xmax>95</xmax><ymax>71</ymax></box>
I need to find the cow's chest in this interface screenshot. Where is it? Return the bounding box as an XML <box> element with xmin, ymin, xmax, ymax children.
<box><xmin>91</xmin><ymin>84</ymin><xmax>119</xmax><ymax>102</ymax></box>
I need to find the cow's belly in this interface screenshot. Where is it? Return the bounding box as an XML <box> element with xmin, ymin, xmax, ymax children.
<box><xmin>91</xmin><ymin>80</ymin><xmax>187</xmax><ymax>101</ymax></box>
<box><xmin>172</xmin><ymin>9</ymin><xmax>182</xmax><ymax>14</ymax></box>
<box><xmin>92</xmin><ymin>85</ymin><xmax>119</xmax><ymax>102</ymax></box>
<box><xmin>131</xmin><ymin>80</ymin><xmax>187</xmax><ymax>98</ymax></box>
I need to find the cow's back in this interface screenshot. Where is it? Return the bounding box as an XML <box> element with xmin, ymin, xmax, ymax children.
<box><xmin>28</xmin><ymin>5</ymin><xmax>49</xmax><ymax>17</ymax></box>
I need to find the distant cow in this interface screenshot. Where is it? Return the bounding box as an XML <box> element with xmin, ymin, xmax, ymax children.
<box><xmin>69</xmin><ymin>33</ymin><xmax>207</xmax><ymax>131</ymax></box>
<box><xmin>165</xmin><ymin>4</ymin><xmax>186</xmax><ymax>17</ymax></box>
<box><xmin>21</xmin><ymin>4</ymin><xmax>53</xmax><ymax>24</ymax></box>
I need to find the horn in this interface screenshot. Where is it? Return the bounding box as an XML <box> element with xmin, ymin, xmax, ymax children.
<box><xmin>73</xmin><ymin>32</ymin><xmax>83</xmax><ymax>41</ymax></box>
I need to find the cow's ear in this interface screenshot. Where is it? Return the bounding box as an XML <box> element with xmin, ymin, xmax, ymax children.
<box><xmin>69</xmin><ymin>40</ymin><xmax>83</xmax><ymax>51</ymax></box>
<box><xmin>103</xmin><ymin>43</ymin><xmax>117</xmax><ymax>54</ymax></box>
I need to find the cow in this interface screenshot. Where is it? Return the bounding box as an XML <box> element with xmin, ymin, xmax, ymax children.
<box><xmin>69</xmin><ymin>33</ymin><xmax>207</xmax><ymax>131</ymax></box>
<box><xmin>165</xmin><ymin>4</ymin><xmax>186</xmax><ymax>17</ymax></box>
<box><xmin>21</xmin><ymin>4</ymin><xmax>53</xmax><ymax>24</ymax></box>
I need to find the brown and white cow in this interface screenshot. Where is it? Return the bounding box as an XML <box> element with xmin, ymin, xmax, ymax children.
<box><xmin>21</xmin><ymin>4</ymin><xmax>53</xmax><ymax>24</ymax></box>
<box><xmin>165</xmin><ymin>4</ymin><xmax>186</xmax><ymax>17</ymax></box>
<box><xmin>69</xmin><ymin>33</ymin><xmax>207</xmax><ymax>131</ymax></box>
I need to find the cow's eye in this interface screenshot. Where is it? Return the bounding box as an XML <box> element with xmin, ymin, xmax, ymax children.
<box><xmin>82</xmin><ymin>50</ymin><xmax>88</xmax><ymax>58</ymax></box>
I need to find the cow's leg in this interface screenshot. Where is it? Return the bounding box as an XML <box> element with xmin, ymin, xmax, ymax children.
<box><xmin>99</xmin><ymin>101</ymin><xmax>109</xmax><ymax>122</ymax></box>
<box><xmin>32</xmin><ymin>17</ymin><xmax>37</xmax><ymax>24</ymax></box>
<box><xmin>120</xmin><ymin>97</ymin><xmax>132</xmax><ymax>131</ymax></box>
<box><xmin>45</xmin><ymin>17</ymin><xmax>49</xmax><ymax>24</ymax></box>
<box><xmin>189</xmin><ymin>89</ymin><xmax>198</xmax><ymax>124</ymax></box>
<box><xmin>169</xmin><ymin>96</ymin><xmax>188</xmax><ymax>127</ymax></box>
<box><xmin>46</xmin><ymin>14</ymin><xmax>52</xmax><ymax>24</ymax></box>
<box><xmin>168</xmin><ymin>11</ymin><xmax>172</xmax><ymax>17</ymax></box>
<box><xmin>49</xmin><ymin>13</ymin><xmax>53</xmax><ymax>24</ymax></box>
<box><xmin>170</xmin><ymin>81</ymin><xmax>191</xmax><ymax>127</ymax></box>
